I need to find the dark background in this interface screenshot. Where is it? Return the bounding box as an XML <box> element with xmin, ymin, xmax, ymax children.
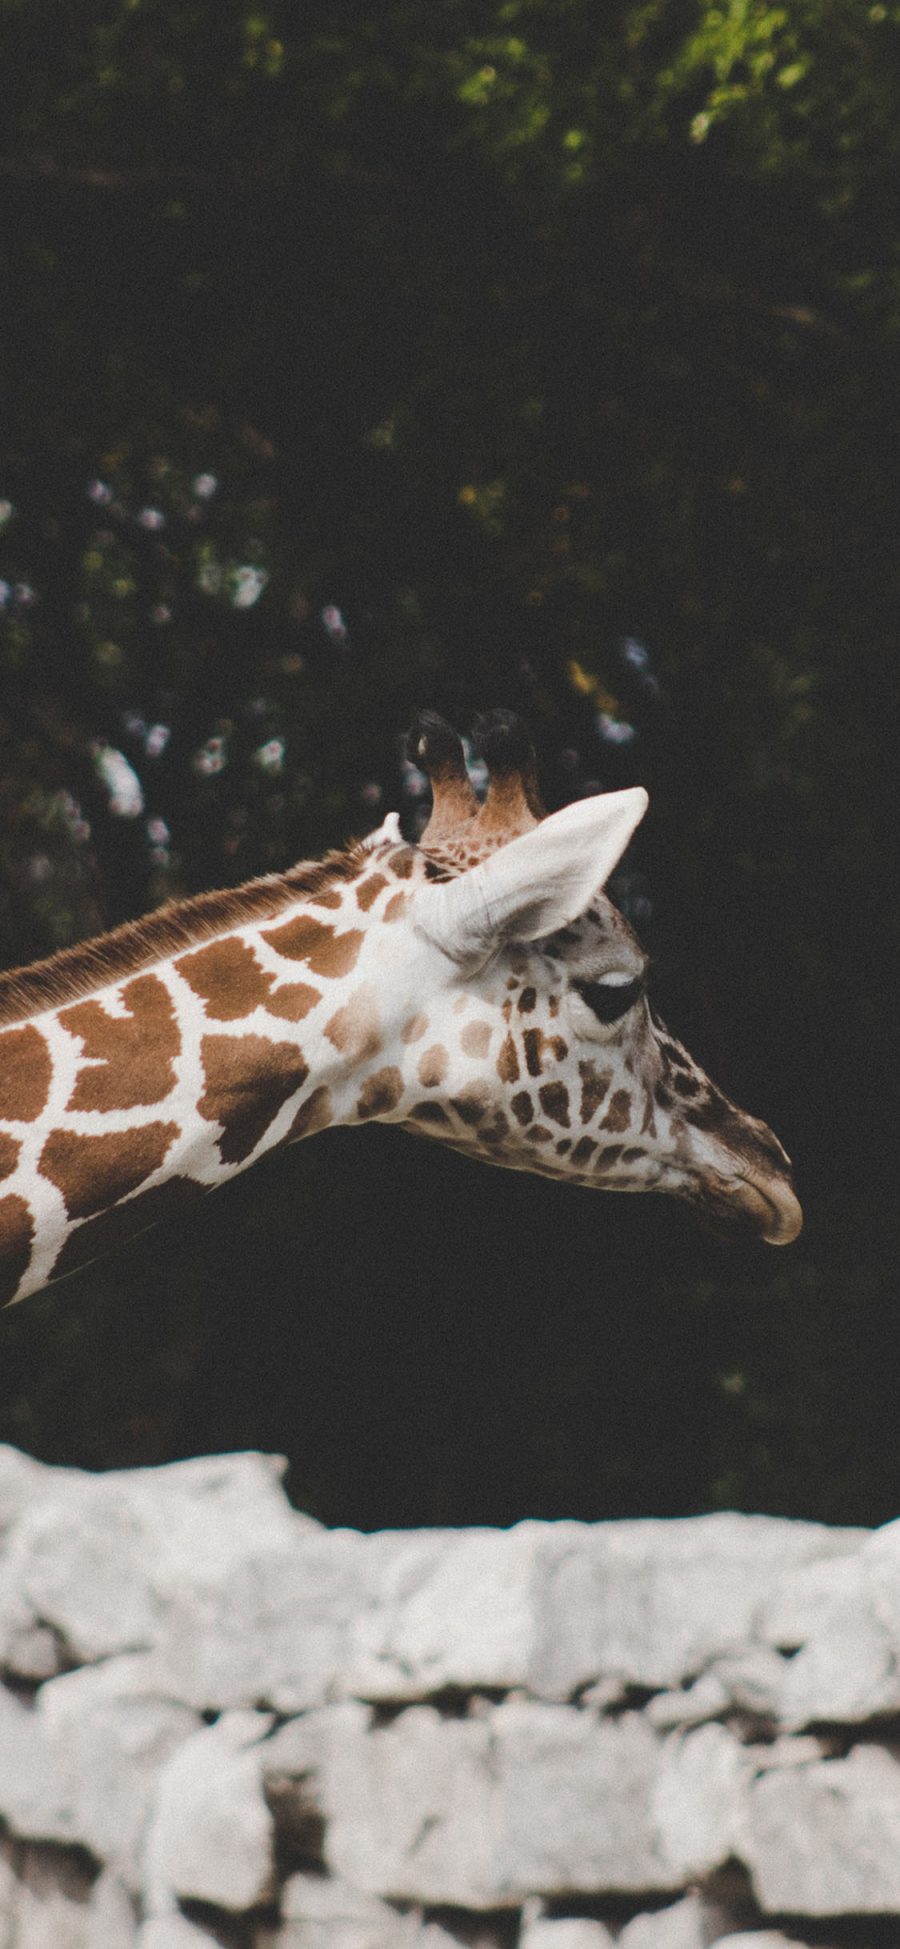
<box><xmin>0</xmin><ymin>0</ymin><xmax>896</xmax><ymax>1528</ymax></box>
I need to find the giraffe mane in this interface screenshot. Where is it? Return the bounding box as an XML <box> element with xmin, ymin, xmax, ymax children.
<box><xmin>0</xmin><ymin>842</ymin><xmax>376</xmax><ymax>1027</ymax></box>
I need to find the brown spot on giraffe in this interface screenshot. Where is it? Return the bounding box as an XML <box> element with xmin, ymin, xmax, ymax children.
<box><xmin>497</xmin><ymin>1034</ymin><xmax>520</xmax><ymax>1084</ymax></box>
<box><xmin>510</xmin><ymin>1090</ymin><xmax>534</xmax><ymax>1126</ymax></box>
<box><xmin>571</xmin><ymin>1136</ymin><xmax>597</xmax><ymax>1167</ymax></box>
<box><xmin>409</xmin><ymin>1101</ymin><xmax>450</xmax><ymax>1125</ymax></box>
<box><xmin>383</xmin><ymin>891</ymin><xmax>410</xmax><ymax>924</ymax></box>
<box><xmin>556</xmin><ymin>1138</ymin><xmax>571</xmax><ymax>1156</ymax></box>
<box><xmin>451</xmin><ymin>1083</ymin><xmax>491</xmax><ymax>1125</ymax></box>
<box><xmin>0</xmin><ymin>1024</ymin><xmax>52</xmax><ymax>1122</ymax></box>
<box><xmin>324</xmin><ymin>985</ymin><xmax>382</xmax><ymax>1063</ymax></box>
<box><xmin>418</xmin><ymin>1045</ymin><xmax>448</xmax><ymax>1089</ymax></box>
<box><xmin>355</xmin><ymin>873</ymin><xmax>388</xmax><ymax>912</ymax></box>
<box><xmin>517</xmin><ymin>987</ymin><xmax>537</xmax><ymax>1014</ymax></box>
<box><xmin>0</xmin><ymin>1194</ymin><xmax>34</xmax><ymax>1304</ymax></box>
<box><xmin>526</xmin><ymin>1125</ymin><xmax>553</xmax><ymax>1145</ymax></box>
<box><xmin>401</xmin><ymin>1013</ymin><xmax>428</xmax><ymax>1044</ymax></box>
<box><xmin>539</xmin><ymin>1082</ymin><xmax>570</xmax><ymax>1128</ymax></box>
<box><xmin>176</xmin><ymin>936</ymin><xmax>274</xmax><ymax>1021</ymax></box>
<box><xmin>310</xmin><ymin>887</ymin><xmax>343</xmax><ymax>910</ymax></box>
<box><xmin>39</xmin><ymin>1121</ymin><xmax>179</xmax><ymax>1221</ymax></box>
<box><xmin>389</xmin><ymin>850</ymin><xmax>416</xmax><ymax>879</ymax></box>
<box><xmin>62</xmin><ymin>974</ymin><xmax>179</xmax><ymax>1113</ymax></box>
<box><xmin>287</xmin><ymin>1085</ymin><xmax>333</xmax><ymax>1141</ymax></box>
<box><xmin>523</xmin><ymin>1029</ymin><xmax>549</xmax><ymax>1078</ymax></box>
<box><xmin>579</xmin><ymin>1061</ymin><xmax>611</xmax><ymax>1123</ymax></box>
<box><xmin>357</xmin><ymin>1066</ymin><xmax>404</xmax><ymax>1120</ymax></box>
<box><xmin>262</xmin><ymin>915</ymin><xmax>364</xmax><ymax>978</ymax></box>
<box><xmin>199</xmin><ymin>1034</ymin><xmax>309</xmax><ymax>1165</ymax></box>
<box><xmin>460</xmin><ymin>1020</ymin><xmax>492</xmax><ymax>1060</ymax></box>
<box><xmin>601</xmin><ymin>1088</ymin><xmax>632</xmax><ymax>1134</ymax></box>
<box><xmin>51</xmin><ymin>1176</ymin><xmax>204</xmax><ymax>1282</ymax></box>
<box><xmin>265</xmin><ymin>982</ymin><xmax>323</xmax><ymax>1022</ymax></box>
<box><xmin>594</xmin><ymin>1143</ymin><xmax>625</xmax><ymax>1174</ymax></box>
<box><xmin>0</xmin><ymin>1134</ymin><xmax>20</xmax><ymax>1181</ymax></box>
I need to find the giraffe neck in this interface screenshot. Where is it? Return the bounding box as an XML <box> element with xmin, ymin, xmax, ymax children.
<box><xmin>0</xmin><ymin>837</ymin><xmax>425</xmax><ymax>1305</ymax></box>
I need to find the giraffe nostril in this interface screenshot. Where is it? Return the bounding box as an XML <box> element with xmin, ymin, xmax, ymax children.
<box><xmin>755</xmin><ymin>1124</ymin><xmax>792</xmax><ymax>1172</ymax></box>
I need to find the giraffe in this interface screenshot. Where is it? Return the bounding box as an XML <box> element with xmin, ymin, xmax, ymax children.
<box><xmin>0</xmin><ymin>710</ymin><xmax>801</xmax><ymax>1306</ymax></box>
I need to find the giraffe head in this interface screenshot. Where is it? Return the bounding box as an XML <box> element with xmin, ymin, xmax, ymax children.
<box><xmin>359</xmin><ymin>712</ymin><xmax>801</xmax><ymax>1245</ymax></box>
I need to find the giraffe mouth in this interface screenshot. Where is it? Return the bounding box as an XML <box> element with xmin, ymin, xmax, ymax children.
<box><xmin>726</xmin><ymin>1172</ymin><xmax>803</xmax><ymax>1245</ymax></box>
<box><xmin>685</xmin><ymin>1165</ymin><xmax>803</xmax><ymax>1244</ymax></box>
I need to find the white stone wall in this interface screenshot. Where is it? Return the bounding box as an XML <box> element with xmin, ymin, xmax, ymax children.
<box><xmin>1</xmin><ymin>1445</ymin><xmax>899</xmax><ymax>1947</ymax></box>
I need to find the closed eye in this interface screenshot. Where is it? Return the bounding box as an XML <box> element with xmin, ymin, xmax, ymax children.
<box><xmin>574</xmin><ymin>974</ymin><xmax>645</xmax><ymax>1023</ymax></box>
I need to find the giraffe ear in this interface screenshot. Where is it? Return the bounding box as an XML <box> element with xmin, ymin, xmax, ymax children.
<box><xmin>415</xmin><ymin>787</ymin><xmax>648</xmax><ymax>967</ymax></box>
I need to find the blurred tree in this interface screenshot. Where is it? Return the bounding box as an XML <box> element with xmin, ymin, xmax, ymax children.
<box><xmin>0</xmin><ymin>0</ymin><xmax>896</xmax><ymax>1524</ymax></box>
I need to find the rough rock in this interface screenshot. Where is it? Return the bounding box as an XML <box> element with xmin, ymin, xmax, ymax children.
<box><xmin>651</xmin><ymin>1723</ymin><xmax>748</xmax><ymax>1878</ymax></box>
<box><xmin>259</xmin><ymin>1880</ymin><xmax>485</xmax><ymax>1949</ymax></box>
<box><xmin>519</xmin><ymin>1921</ymin><xmax>615</xmax><ymax>1949</ymax></box>
<box><xmin>0</xmin><ymin>1447</ymin><xmax>51</xmax><ymax>1537</ymax></box>
<box><xmin>526</xmin><ymin>1514</ymin><xmax>862</xmax><ymax>1700</ymax></box>
<box><xmin>0</xmin><ymin>1678</ymin><xmax>198</xmax><ymax>1886</ymax></box>
<box><xmin>0</xmin><ymin>1447</ymin><xmax>868</xmax><ymax>1718</ymax></box>
<box><xmin>142</xmin><ymin>1532</ymin><xmax>371</xmax><ymax>1714</ymax></box>
<box><xmin>0</xmin><ymin>1450</ymin><xmax>303</xmax><ymax>1681</ymax></box>
<box><xmin>274</xmin><ymin>1700</ymin><xmax>676</xmax><ymax>1907</ymax></box>
<box><xmin>776</xmin><ymin>1520</ymin><xmax>900</xmax><ymax>1727</ymax></box>
<box><xmin>618</xmin><ymin>1896</ymin><xmax>709</xmax><ymax>1949</ymax></box>
<box><xmin>348</xmin><ymin>1516</ymin><xmax>863</xmax><ymax>1706</ymax></box>
<box><xmin>312</xmin><ymin>1702</ymin><xmax>500</xmax><ymax>1907</ymax></box>
<box><xmin>709</xmin><ymin>1939</ymin><xmax>817</xmax><ymax>1949</ymax></box>
<box><xmin>490</xmin><ymin>1702</ymin><xmax>675</xmax><ymax>1899</ymax></box>
<box><xmin>272</xmin><ymin>1873</ymin><xmax>431</xmax><ymax>1948</ymax></box>
<box><xmin>0</xmin><ymin>1844</ymin><xmax>14</xmax><ymax>1935</ymax></box>
<box><xmin>756</xmin><ymin>1550</ymin><xmax>864</xmax><ymax>1657</ymax></box>
<box><xmin>143</xmin><ymin>1710</ymin><xmax>275</xmax><ymax>1914</ymax></box>
<box><xmin>1</xmin><ymin>1445</ymin><xmax>898</xmax><ymax>1948</ymax></box>
<box><xmin>648</xmin><ymin>1645</ymin><xmax>796</xmax><ymax>1732</ymax></box>
<box><xmin>740</xmin><ymin>1741</ymin><xmax>900</xmax><ymax>1913</ymax></box>
<box><xmin>644</xmin><ymin>1673</ymin><xmax>733</xmax><ymax>1731</ymax></box>
<box><xmin>135</xmin><ymin>1919</ymin><xmax>223</xmax><ymax>1949</ymax></box>
<box><xmin>348</xmin><ymin>1526</ymin><xmax>544</xmax><ymax>1699</ymax></box>
<box><xmin>0</xmin><ymin>1846</ymin><xmax>135</xmax><ymax>1949</ymax></box>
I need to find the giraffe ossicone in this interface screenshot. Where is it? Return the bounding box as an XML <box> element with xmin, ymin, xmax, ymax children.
<box><xmin>0</xmin><ymin>709</ymin><xmax>801</xmax><ymax>1306</ymax></box>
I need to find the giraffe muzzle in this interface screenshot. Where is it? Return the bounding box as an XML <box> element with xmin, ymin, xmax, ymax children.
<box><xmin>729</xmin><ymin>1171</ymin><xmax>804</xmax><ymax>1245</ymax></box>
<box><xmin>682</xmin><ymin>1096</ymin><xmax>803</xmax><ymax>1244</ymax></box>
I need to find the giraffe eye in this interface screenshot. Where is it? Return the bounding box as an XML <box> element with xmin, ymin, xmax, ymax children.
<box><xmin>575</xmin><ymin>974</ymin><xmax>644</xmax><ymax>1023</ymax></box>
